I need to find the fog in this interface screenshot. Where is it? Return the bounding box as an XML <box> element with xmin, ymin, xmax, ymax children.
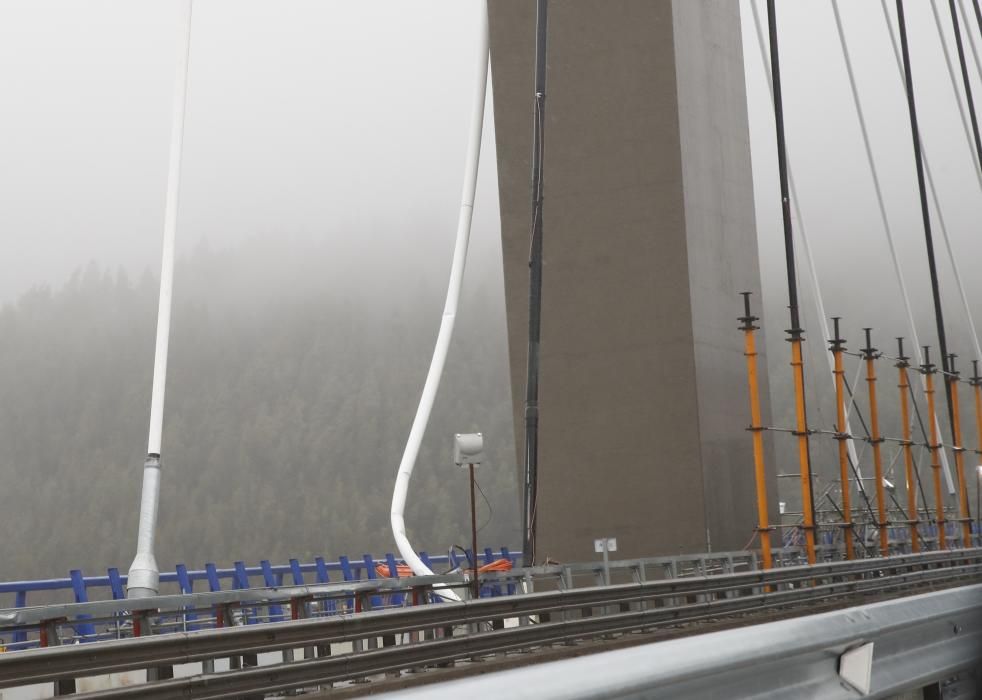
<box><xmin>0</xmin><ymin>0</ymin><xmax>981</xmax><ymax>578</ymax></box>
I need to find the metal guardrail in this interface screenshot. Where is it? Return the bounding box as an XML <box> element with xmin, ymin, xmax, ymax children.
<box><xmin>384</xmin><ymin>582</ymin><xmax>982</xmax><ymax>699</ymax></box>
<box><xmin>0</xmin><ymin>544</ymin><xmax>969</xmax><ymax>652</ymax></box>
<box><xmin>0</xmin><ymin>546</ymin><xmax>516</xmax><ymax>609</ymax></box>
<box><xmin>1</xmin><ymin>548</ymin><xmax>979</xmax><ymax>697</ymax></box>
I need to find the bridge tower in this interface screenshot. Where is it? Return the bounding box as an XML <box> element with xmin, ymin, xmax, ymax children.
<box><xmin>488</xmin><ymin>1</ymin><xmax>777</xmax><ymax>560</ymax></box>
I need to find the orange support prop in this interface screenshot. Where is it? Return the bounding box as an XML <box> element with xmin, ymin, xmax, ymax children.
<box><xmin>921</xmin><ymin>347</ymin><xmax>947</xmax><ymax>550</ymax></box>
<box><xmin>896</xmin><ymin>338</ymin><xmax>920</xmax><ymax>553</ymax></box>
<box><xmin>790</xmin><ymin>336</ymin><xmax>817</xmax><ymax>565</ymax></box>
<box><xmin>829</xmin><ymin>319</ymin><xmax>854</xmax><ymax>560</ymax></box>
<box><xmin>862</xmin><ymin>330</ymin><xmax>889</xmax><ymax>556</ymax></box>
<box><xmin>739</xmin><ymin>293</ymin><xmax>773</xmax><ymax>569</ymax></box>
<box><xmin>946</xmin><ymin>355</ymin><xmax>972</xmax><ymax>547</ymax></box>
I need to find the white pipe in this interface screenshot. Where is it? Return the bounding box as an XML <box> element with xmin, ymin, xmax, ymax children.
<box><xmin>390</xmin><ymin>3</ymin><xmax>489</xmax><ymax>593</ymax></box>
<box><xmin>127</xmin><ymin>0</ymin><xmax>193</xmax><ymax>599</ymax></box>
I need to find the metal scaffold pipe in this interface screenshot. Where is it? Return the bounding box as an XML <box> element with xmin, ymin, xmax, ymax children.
<box><xmin>127</xmin><ymin>0</ymin><xmax>193</xmax><ymax>599</ymax></box>
<box><xmin>922</xmin><ymin>347</ymin><xmax>948</xmax><ymax>549</ymax></box>
<box><xmin>766</xmin><ymin>0</ymin><xmax>816</xmax><ymax>565</ymax></box>
<box><xmin>390</xmin><ymin>3</ymin><xmax>489</xmax><ymax>591</ymax></box>
<box><xmin>522</xmin><ymin>0</ymin><xmax>548</xmax><ymax>569</ymax></box>
<box><xmin>739</xmin><ymin>293</ymin><xmax>773</xmax><ymax>570</ymax></box>
<box><xmin>896</xmin><ymin>339</ymin><xmax>921</xmax><ymax>552</ymax></box>
<box><xmin>829</xmin><ymin>319</ymin><xmax>855</xmax><ymax>560</ymax></box>
<box><xmin>862</xmin><ymin>329</ymin><xmax>890</xmax><ymax>556</ymax></box>
<box><xmin>946</xmin><ymin>355</ymin><xmax>974</xmax><ymax>545</ymax></box>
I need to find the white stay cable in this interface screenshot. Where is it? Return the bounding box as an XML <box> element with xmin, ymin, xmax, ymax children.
<box><xmin>958</xmin><ymin>0</ymin><xmax>982</xmax><ymax>83</ymax></box>
<box><xmin>390</xmin><ymin>2</ymin><xmax>489</xmax><ymax>593</ymax></box>
<box><xmin>881</xmin><ymin>1</ymin><xmax>982</xmax><ymax>485</ymax></box>
<box><xmin>832</xmin><ymin>0</ymin><xmax>955</xmax><ymax>496</ymax></box>
<box><xmin>749</xmin><ymin>0</ymin><xmax>867</xmax><ymax>496</ymax></box>
<box><xmin>127</xmin><ymin>0</ymin><xmax>193</xmax><ymax>598</ymax></box>
<box><xmin>930</xmin><ymin>0</ymin><xmax>982</xmax><ymax>183</ymax></box>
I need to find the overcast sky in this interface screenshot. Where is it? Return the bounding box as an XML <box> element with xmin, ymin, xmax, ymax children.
<box><xmin>0</xmin><ymin>0</ymin><xmax>980</xmax><ymax>358</ymax></box>
<box><xmin>0</xmin><ymin>0</ymin><xmax>500</xmax><ymax>303</ymax></box>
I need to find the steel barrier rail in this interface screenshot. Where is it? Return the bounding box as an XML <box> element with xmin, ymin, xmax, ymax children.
<box><xmin>1</xmin><ymin>549</ymin><xmax>980</xmax><ymax>694</ymax></box>
<box><xmin>384</xmin><ymin>584</ymin><xmax>982</xmax><ymax>699</ymax></box>
<box><xmin>2</xmin><ymin>546</ymin><xmax>977</xmax><ymax>651</ymax></box>
<box><xmin>54</xmin><ymin>565</ymin><xmax>982</xmax><ymax>699</ymax></box>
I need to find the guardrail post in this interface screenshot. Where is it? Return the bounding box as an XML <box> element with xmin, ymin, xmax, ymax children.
<box><xmin>134</xmin><ymin>609</ymin><xmax>174</xmax><ymax>683</ymax></box>
<box><xmin>39</xmin><ymin>619</ymin><xmax>76</xmax><ymax>695</ymax></box>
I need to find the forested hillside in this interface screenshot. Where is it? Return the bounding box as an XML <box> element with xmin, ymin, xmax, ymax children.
<box><xmin>0</xmin><ymin>238</ymin><xmax>519</xmax><ymax>581</ymax></box>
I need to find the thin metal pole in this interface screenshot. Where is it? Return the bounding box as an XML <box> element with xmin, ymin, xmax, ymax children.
<box><xmin>895</xmin><ymin>0</ymin><xmax>959</xmax><ymax>465</ymax></box>
<box><xmin>740</xmin><ymin>293</ymin><xmax>773</xmax><ymax>569</ymax></box>
<box><xmin>972</xmin><ymin>359</ymin><xmax>982</xmax><ymax>542</ymax></box>
<box><xmin>127</xmin><ymin>0</ymin><xmax>193</xmax><ymax>599</ymax></box>
<box><xmin>946</xmin><ymin>355</ymin><xmax>973</xmax><ymax>546</ymax></box>
<box><xmin>523</xmin><ymin>0</ymin><xmax>548</xmax><ymax>568</ymax></box>
<box><xmin>830</xmin><ymin>319</ymin><xmax>855</xmax><ymax>560</ymax></box>
<box><xmin>766</xmin><ymin>0</ymin><xmax>817</xmax><ymax>566</ymax></box>
<box><xmin>863</xmin><ymin>329</ymin><xmax>890</xmax><ymax>556</ymax></box>
<box><xmin>470</xmin><ymin>464</ymin><xmax>479</xmax><ymax>601</ymax></box>
<box><xmin>922</xmin><ymin>347</ymin><xmax>948</xmax><ymax>549</ymax></box>
<box><xmin>897</xmin><ymin>338</ymin><xmax>921</xmax><ymax>552</ymax></box>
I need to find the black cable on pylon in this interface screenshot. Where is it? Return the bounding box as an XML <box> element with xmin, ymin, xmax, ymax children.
<box><xmin>766</xmin><ymin>0</ymin><xmax>819</xmax><ymax>542</ymax></box>
<box><xmin>522</xmin><ymin>0</ymin><xmax>548</xmax><ymax>569</ymax></box>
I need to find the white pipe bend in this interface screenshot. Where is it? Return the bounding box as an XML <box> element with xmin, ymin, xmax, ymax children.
<box><xmin>390</xmin><ymin>3</ymin><xmax>489</xmax><ymax>597</ymax></box>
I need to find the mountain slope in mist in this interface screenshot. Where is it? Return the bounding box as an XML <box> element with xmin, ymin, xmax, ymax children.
<box><xmin>0</xmin><ymin>238</ymin><xmax>519</xmax><ymax>581</ymax></box>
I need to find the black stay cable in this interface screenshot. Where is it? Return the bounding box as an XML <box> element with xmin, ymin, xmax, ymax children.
<box><xmin>895</xmin><ymin>0</ymin><xmax>960</xmax><ymax>462</ymax></box>
<box><xmin>522</xmin><ymin>0</ymin><xmax>549</xmax><ymax>569</ymax></box>
<box><xmin>766</xmin><ymin>0</ymin><xmax>819</xmax><ymax>536</ymax></box>
<box><xmin>950</xmin><ymin>0</ymin><xmax>982</xmax><ymax>195</ymax></box>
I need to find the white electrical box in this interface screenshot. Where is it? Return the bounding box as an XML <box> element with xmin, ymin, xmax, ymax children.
<box><xmin>593</xmin><ymin>537</ymin><xmax>617</xmax><ymax>553</ymax></box>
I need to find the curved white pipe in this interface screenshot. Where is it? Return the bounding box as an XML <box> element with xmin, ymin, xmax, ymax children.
<box><xmin>128</xmin><ymin>0</ymin><xmax>193</xmax><ymax>599</ymax></box>
<box><xmin>390</xmin><ymin>3</ymin><xmax>489</xmax><ymax>592</ymax></box>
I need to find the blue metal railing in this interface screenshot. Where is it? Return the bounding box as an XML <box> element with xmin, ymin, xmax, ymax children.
<box><xmin>0</xmin><ymin>546</ymin><xmax>519</xmax><ymax>647</ymax></box>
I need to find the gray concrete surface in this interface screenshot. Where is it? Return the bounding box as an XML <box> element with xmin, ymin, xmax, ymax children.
<box><xmin>488</xmin><ymin>0</ymin><xmax>777</xmax><ymax>561</ymax></box>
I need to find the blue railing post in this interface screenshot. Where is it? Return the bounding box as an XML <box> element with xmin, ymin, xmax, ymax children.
<box><xmin>69</xmin><ymin>570</ymin><xmax>96</xmax><ymax>641</ymax></box>
<box><xmin>12</xmin><ymin>590</ymin><xmax>27</xmax><ymax>645</ymax></box>
<box><xmin>260</xmin><ymin>560</ymin><xmax>285</xmax><ymax>622</ymax></box>
<box><xmin>175</xmin><ymin>564</ymin><xmax>199</xmax><ymax>630</ymax></box>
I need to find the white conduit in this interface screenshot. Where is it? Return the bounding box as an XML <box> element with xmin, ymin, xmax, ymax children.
<box><xmin>127</xmin><ymin>0</ymin><xmax>193</xmax><ymax>598</ymax></box>
<box><xmin>880</xmin><ymin>0</ymin><xmax>978</xmax><ymax>494</ymax></box>
<box><xmin>390</xmin><ymin>3</ymin><xmax>488</xmax><ymax>593</ymax></box>
<box><xmin>749</xmin><ymin>1</ymin><xmax>868</xmax><ymax>497</ymax></box>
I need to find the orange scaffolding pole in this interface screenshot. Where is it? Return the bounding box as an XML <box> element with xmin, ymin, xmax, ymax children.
<box><xmin>946</xmin><ymin>354</ymin><xmax>973</xmax><ymax>547</ymax></box>
<box><xmin>790</xmin><ymin>335</ymin><xmax>817</xmax><ymax>565</ymax></box>
<box><xmin>829</xmin><ymin>319</ymin><xmax>854</xmax><ymax>560</ymax></box>
<box><xmin>896</xmin><ymin>338</ymin><xmax>920</xmax><ymax>553</ymax></box>
<box><xmin>921</xmin><ymin>347</ymin><xmax>947</xmax><ymax>549</ymax></box>
<box><xmin>740</xmin><ymin>293</ymin><xmax>773</xmax><ymax>569</ymax></box>
<box><xmin>862</xmin><ymin>329</ymin><xmax>889</xmax><ymax>555</ymax></box>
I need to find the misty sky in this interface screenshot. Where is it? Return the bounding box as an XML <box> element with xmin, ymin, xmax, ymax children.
<box><xmin>1</xmin><ymin>0</ymin><xmax>981</xmax><ymax>357</ymax></box>
<box><xmin>0</xmin><ymin>0</ymin><xmax>501</xmax><ymax>304</ymax></box>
